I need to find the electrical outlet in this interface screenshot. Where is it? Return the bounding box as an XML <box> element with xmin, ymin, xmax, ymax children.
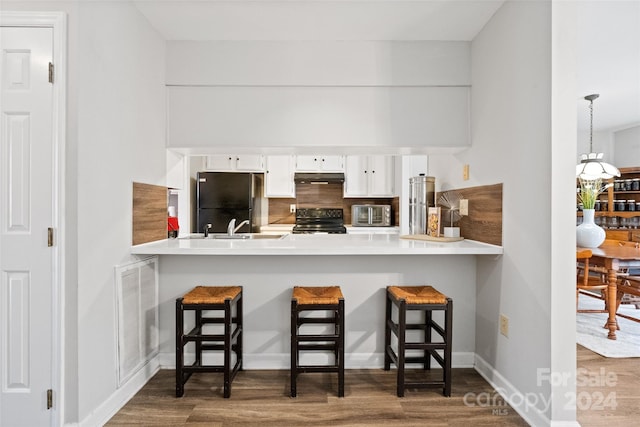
<box><xmin>463</xmin><ymin>164</ymin><xmax>470</xmax><ymax>180</ymax></box>
<box><xmin>459</xmin><ymin>199</ymin><xmax>469</xmax><ymax>216</ymax></box>
<box><xmin>290</xmin><ymin>204</ymin><xmax>296</xmax><ymax>213</ymax></box>
<box><xmin>500</xmin><ymin>314</ymin><xmax>509</xmax><ymax>337</ymax></box>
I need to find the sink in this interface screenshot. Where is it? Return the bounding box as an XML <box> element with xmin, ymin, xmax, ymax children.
<box><xmin>212</xmin><ymin>234</ymin><xmax>251</xmax><ymax>240</ymax></box>
<box><xmin>249</xmin><ymin>234</ymin><xmax>287</xmax><ymax>240</ymax></box>
<box><xmin>183</xmin><ymin>233</ymin><xmax>287</xmax><ymax>240</ymax></box>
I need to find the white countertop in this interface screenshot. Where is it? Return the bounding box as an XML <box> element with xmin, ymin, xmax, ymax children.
<box><xmin>131</xmin><ymin>233</ymin><xmax>503</xmax><ymax>256</ymax></box>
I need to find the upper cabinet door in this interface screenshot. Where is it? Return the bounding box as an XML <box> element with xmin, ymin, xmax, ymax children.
<box><xmin>265</xmin><ymin>155</ymin><xmax>295</xmax><ymax>197</ymax></box>
<box><xmin>205</xmin><ymin>155</ymin><xmax>234</xmax><ymax>171</ymax></box>
<box><xmin>235</xmin><ymin>155</ymin><xmax>264</xmax><ymax>171</ymax></box>
<box><xmin>205</xmin><ymin>154</ymin><xmax>264</xmax><ymax>172</ymax></box>
<box><xmin>295</xmin><ymin>155</ymin><xmax>344</xmax><ymax>172</ymax></box>
<box><xmin>344</xmin><ymin>156</ymin><xmax>368</xmax><ymax>197</ymax></box>
<box><xmin>344</xmin><ymin>155</ymin><xmax>394</xmax><ymax>197</ymax></box>
<box><xmin>368</xmin><ymin>155</ymin><xmax>395</xmax><ymax>197</ymax></box>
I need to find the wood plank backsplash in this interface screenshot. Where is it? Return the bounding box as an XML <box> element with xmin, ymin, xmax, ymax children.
<box><xmin>268</xmin><ymin>182</ymin><xmax>398</xmax><ymax>225</ymax></box>
<box><xmin>132</xmin><ymin>182</ymin><xmax>167</xmax><ymax>245</ymax></box>
<box><xmin>438</xmin><ymin>183</ymin><xmax>502</xmax><ymax>246</ymax></box>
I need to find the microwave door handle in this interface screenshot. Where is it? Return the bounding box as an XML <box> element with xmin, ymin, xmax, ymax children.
<box><xmin>368</xmin><ymin>207</ymin><xmax>373</xmax><ymax>225</ymax></box>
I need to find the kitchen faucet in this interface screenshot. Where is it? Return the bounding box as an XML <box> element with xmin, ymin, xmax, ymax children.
<box><xmin>227</xmin><ymin>219</ymin><xmax>250</xmax><ymax>236</ymax></box>
<box><xmin>203</xmin><ymin>223</ymin><xmax>211</xmax><ymax>237</ymax></box>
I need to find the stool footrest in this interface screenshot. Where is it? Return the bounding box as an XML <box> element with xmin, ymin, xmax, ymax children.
<box><xmin>298</xmin><ymin>317</ymin><xmax>337</xmax><ymax>325</ymax></box>
<box><xmin>298</xmin><ymin>343</ymin><xmax>337</xmax><ymax>351</ymax></box>
<box><xmin>297</xmin><ymin>366</ymin><xmax>340</xmax><ymax>373</ymax></box>
<box><xmin>295</xmin><ymin>334</ymin><xmax>340</xmax><ymax>342</ymax></box>
<box><xmin>404</xmin><ymin>342</ymin><xmax>446</xmax><ymax>350</ymax></box>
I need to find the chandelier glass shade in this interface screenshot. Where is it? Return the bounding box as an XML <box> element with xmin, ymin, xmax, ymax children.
<box><xmin>576</xmin><ymin>94</ymin><xmax>620</xmax><ymax>180</ymax></box>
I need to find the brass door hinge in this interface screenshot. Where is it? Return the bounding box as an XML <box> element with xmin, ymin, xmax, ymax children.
<box><xmin>48</xmin><ymin>228</ymin><xmax>54</xmax><ymax>247</ymax></box>
<box><xmin>47</xmin><ymin>389</ymin><xmax>53</xmax><ymax>409</ymax></box>
<box><xmin>48</xmin><ymin>62</ymin><xmax>54</xmax><ymax>83</ymax></box>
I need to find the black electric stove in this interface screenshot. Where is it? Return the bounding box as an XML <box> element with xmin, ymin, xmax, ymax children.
<box><xmin>292</xmin><ymin>208</ymin><xmax>347</xmax><ymax>234</ymax></box>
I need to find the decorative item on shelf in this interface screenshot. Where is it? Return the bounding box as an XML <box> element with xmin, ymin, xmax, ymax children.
<box><xmin>576</xmin><ymin>94</ymin><xmax>621</xmax><ymax>180</ymax></box>
<box><xmin>427</xmin><ymin>206</ymin><xmax>441</xmax><ymax>237</ymax></box>
<box><xmin>438</xmin><ymin>192</ymin><xmax>465</xmax><ymax>238</ymax></box>
<box><xmin>576</xmin><ymin>178</ymin><xmax>608</xmax><ymax>248</ymax></box>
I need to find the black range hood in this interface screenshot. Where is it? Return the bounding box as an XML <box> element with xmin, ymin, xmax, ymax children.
<box><xmin>294</xmin><ymin>173</ymin><xmax>345</xmax><ymax>184</ymax></box>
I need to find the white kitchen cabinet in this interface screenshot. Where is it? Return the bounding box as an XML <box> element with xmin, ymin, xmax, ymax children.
<box><xmin>205</xmin><ymin>154</ymin><xmax>264</xmax><ymax>172</ymax></box>
<box><xmin>265</xmin><ymin>155</ymin><xmax>295</xmax><ymax>197</ymax></box>
<box><xmin>295</xmin><ymin>155</ymin><xmax>344</xmax><ymax>172</ymax></box>
<box><xmin>344</xmin><ymin>155</ymin><xmax>395</xmax><ymax>197</ymax></box>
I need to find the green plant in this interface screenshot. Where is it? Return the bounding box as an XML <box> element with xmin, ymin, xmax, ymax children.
<box><xmin>578</xmin><ymin>178</ymin><xmax>609</xmax><ymax>209</ymax></box>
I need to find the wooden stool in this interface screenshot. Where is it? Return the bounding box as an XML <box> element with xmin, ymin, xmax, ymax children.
<box><xmin>291</xmin><ymin>286</ymin><xmax>345</xmax><ymax>397</ymax></box>
<box><xmin>384</xmin><ymin>285</ymin><xmax>452</xmax><ymax>397</ymax></box>
<box><xmin>176</xmin><ymin>286</ymin><xmax>243</xmax><ymax>398</ymax></box>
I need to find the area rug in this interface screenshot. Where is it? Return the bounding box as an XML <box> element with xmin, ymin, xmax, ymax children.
<box><xmin>576</xmin><ymin>294</ymin><xmax>640</xmax><ymax>358</ymax></box>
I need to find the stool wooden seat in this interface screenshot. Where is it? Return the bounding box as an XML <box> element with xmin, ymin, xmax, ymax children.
<box><xmin>384</xmin><ymin>285</ymin><xmax>452</xmax><ymax>397</ymax></box>
<box><xmin>291</xmin><ymin>286</ymin><xmax>345</xmax><ymax>397</ymax></box>
<box><xmin>176</xmin><ymin>286</ymin><xmax>243</xmax><ymax>398</ymax></box>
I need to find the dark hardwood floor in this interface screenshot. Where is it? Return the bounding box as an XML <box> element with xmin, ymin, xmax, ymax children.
<box><xmin>106</xmin><ymin>346</ymin><xmax>638</xmax><ymax>426</ymax></box>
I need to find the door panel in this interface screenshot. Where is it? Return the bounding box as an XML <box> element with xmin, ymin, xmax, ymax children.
<box><xmin>1</xmin><ymin>26</ymin><xmax>54</xmax><ymax>427</ymax></box>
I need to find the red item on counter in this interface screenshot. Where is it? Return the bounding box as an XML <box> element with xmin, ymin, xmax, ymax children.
<box><xmin>168</xmin><ymin>216</ymin><xmax>179</xmax><ymax>231</ymax></box>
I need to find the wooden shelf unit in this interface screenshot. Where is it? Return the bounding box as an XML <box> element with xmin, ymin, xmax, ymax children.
<box><xmin>577</xmin><ymin>167</ymin><xmax>640</xmax><ymax>240</ymax></box>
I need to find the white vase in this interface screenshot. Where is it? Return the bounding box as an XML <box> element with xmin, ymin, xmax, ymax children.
<box><xmin>576</xmin><ymin>209</ymin><xmax>605</xmax><ymax>248</ymax></box>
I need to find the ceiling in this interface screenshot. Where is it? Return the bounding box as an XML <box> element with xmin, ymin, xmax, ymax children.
<box><xmin>134</xmin><ymin>0</ymin><xmax>640</xmax><ymax>132</ymax></box>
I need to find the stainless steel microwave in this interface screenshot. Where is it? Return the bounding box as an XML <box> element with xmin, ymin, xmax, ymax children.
<box><xmin>351</xmin><ymin>205</ymin><xmax>392</xmax><ymax>227</ymax></box>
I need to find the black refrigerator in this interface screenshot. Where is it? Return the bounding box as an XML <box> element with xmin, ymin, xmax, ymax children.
<box><xmin>196</xmin><ymin>172</ymin><xmax>256</xmax><ymax>233</ymax></box>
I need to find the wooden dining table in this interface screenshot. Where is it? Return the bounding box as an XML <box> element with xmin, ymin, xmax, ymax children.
<box><xmin>580</xmin><ymin>241</ymin><xmax>640</xmax><ymax>339</ymax></box>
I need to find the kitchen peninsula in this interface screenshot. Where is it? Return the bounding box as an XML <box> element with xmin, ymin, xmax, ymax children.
<box><xmin>133</xmin><ymin>234</ymin><xmax>502</xmax><ymax>370</ymax></box>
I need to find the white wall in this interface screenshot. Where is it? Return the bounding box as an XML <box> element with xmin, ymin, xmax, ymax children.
<box><xmin>75</xmin><ymin>2</ymin><xmax>166</xmax><ymax>423</ymax></box>
<box><xmin>429</xmin><ymin>1</ymin><xmax>576</xmax><ymax>425</ymax></box>
<box><xmin>614</xmin><ymin>125</ymin><xmax>640</xmax><ymax>167</ymax></box>
<box><xmin>166</xmin><ymin>40</ymin><xmax>471</xmax><ymax>151</ymax></box>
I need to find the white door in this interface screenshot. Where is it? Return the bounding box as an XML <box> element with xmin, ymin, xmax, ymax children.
<box><xmin>1</xmin><ymin>26</ymin><xmax>54</xmax><ymax>427</ymax></box>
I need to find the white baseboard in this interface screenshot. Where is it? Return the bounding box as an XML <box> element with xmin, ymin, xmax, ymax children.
<box><xmin>159</xmin><ymin>351</ymin><xmax>475</xmax><ymax>370</ymax></box>
<box><xmin>78</xmin><ymin>356</ymin><xmax>160</xmax><ymax>427</ymax></box>
<box><xmin>474</xmin><ymin>354</ymin><xmax>566</xmax><ymax>427</ymax></box>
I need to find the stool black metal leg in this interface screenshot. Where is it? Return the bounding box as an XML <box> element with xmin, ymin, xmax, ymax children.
<box><xmin>425</xmin><ymin>309</ymin><xmax>432</xmax><ymax>370</ymax></box>
<box><xmin>290</xmin><ymin>299</ymin><xmax>298</xmax><ymax>398</ymax></box>
<box><xmin>444</xmin><ymin>298</ymin><xmax>453</xmax><ymax>397</ymax></box>
<box><xmin>195</xmin><ymin>309</ymin><xmax>202</xmax><ymax>366</ymax></box>
<box><xmin>176</xmin><ymin>298</ymin><xmax>184</xmax><ymax>398</ymax></box>
<box><xmin>338</xmin><ymin>298</ymin><xmax>345</xmax><ymax>397</ymax></box>
<box><xmin>397</xmin><ymin>299</ymin><xmax>406</xmax><ymax>398</ymax></box>
<box><xmin>384</xmin><ymin>291</ymin><xmax>392</xmax><ymax>371</ymax></box>
<box><xmin>223</xmin><ymin>299</ymin><xmax>232</xmax><ymax>398</ymax></box>
<box><xmin>237</xmin><ymin>291</ymin><xmax>243</xmax><ymax>371</ymax></box>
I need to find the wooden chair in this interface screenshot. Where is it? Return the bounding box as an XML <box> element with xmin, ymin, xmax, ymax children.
<box><xmin>616</xmin><ymin>275</ymin><xmax>640</xmax><ymax>323</ymax></box>
<box><xmin>576</xmin><ymin>249</ymin><xmax>610</xmax><ymax>313</ymax></box>
<box><xmin>601</xmin><ymin>240</ymin><xmax>640</xmax><ymax>309</ymax></box>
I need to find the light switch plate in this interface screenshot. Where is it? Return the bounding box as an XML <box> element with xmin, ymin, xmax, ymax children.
<box><xmin>290</xmin><ymin>204</ymin><xmax>296</xmax><ymax>213</ymax></box>
<box><xmin>459</xmin><ymin>199</ymin><xmax>469</xmax><ymax>216</ymax></box>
